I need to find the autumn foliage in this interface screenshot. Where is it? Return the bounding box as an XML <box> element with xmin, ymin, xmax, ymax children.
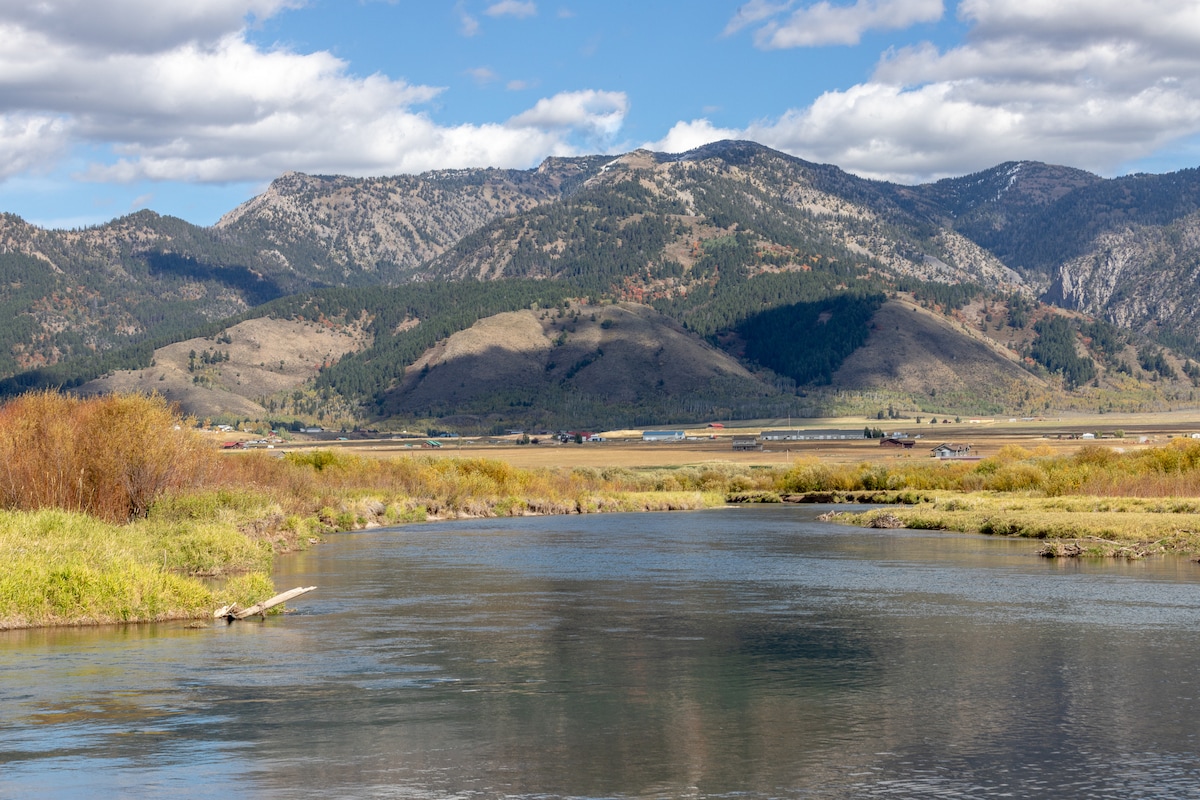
<box><xmin>0</xmin><ymin>391</ymin><xmax>210</xmax><ymax>522</ymax></box>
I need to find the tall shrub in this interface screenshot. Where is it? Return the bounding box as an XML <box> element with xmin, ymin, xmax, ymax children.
<box><xmin>0</xmin><ymin>391</ymin><xmax>211</xmax><ymax>522</ymax></box>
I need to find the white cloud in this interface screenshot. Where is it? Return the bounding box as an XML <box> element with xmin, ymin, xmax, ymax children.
<box><xmin>723</xmin><ymin>1</ymin><xmax>793</xmax><ymax>36</ymax></box>
<box><xmin>485</xmin><ymin>1</ymin><xmax>537</xmax><ymax>18</ymax></box>
<box><xmin>0</xmin><ymin>114</ymin><xmax>73</xmax><ymax>179</ymax></box>
<box><xmin>0</xmin><ymin>1</ymin><xmax>630</xmax><ymax>185</ymax></box>
<box><xmin>467</xmin><ymin>66</ymin><xmax>499</xmax><ymax>85</ymax></box>
<box><xmin>0</xmin><ymin>0</ymin><xmax>298</xmax><ymax>52</ymax></box>
<box><xmin>743</xmin><ymin>0</ymin><xmax>944</xmax><ymax>48</ymax></box>
<box><xmin>642</xmin><ymin>120</ymin><xmax>742</xmax><ymax>154</ymax></box>
<box><xmin>506</xmin><ymin>90</ymin><xmax>628</xmax><ymax>138</ymax></box>
<box><xmin>718</xmin><ymin>0</ymin><xmax>1200</xmax><ymax>182</ymax></box>
<box><xmin>455</xmin><ymin>1</ymin><xmax>480</xmax><ymax>36</ymax></box>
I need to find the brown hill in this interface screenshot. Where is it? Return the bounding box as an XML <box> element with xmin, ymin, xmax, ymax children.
<box><xmin>832</xmin><ymin>299</ymin><xmax>1046</xmax><ymax>411</ymax></box>
<box><xmin>80</xmin><ymin>317</ymin><xmax>368</xmax><ymax>420</ymax></box>
<box><xmin>384</xmin><ymin>301</ymin><xmax>777</xmax><ymax>422</ymax></box>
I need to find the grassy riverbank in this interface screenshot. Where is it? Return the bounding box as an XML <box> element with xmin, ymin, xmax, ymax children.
<box><xmin>0</xmin><ymin>392</ymin><xmax>727</xmax><ymax>628</ymax></box>
<box><xmin>0</xmin><ymin>509</ymin><xmax>275</xmax><ymax>629</ymax></box>
<box><xmin>828</xmin><ymin>495</ymin><xmax>1200</xmax><ymax>557</ymax></box>
<box><xmin>774</xmin><ymin>440</ymin><xmax>1200</xmax><ymax>557</ymax></box>
<box><xmin>3</xmin><ymin>391</ymin><xmax>1200</xmax><ymax>628</ymax></box>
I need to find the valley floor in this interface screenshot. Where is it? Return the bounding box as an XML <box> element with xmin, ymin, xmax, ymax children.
<box><xmin>268</xmin><ymin>411</ymin><xmax>1200</xmax><ymax>469</ymax></box>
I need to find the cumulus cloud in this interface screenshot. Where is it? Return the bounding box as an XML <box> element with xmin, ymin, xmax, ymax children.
<box><xmin>642</xmin><ymin>120</ymin><xmax>743</xmax><ymax>154</ymax></box>
<box><xmin>0</xmin><ymin>114</ymin><xmax>73</xmax><ymax>180</ymax></box>
<box><xmin>0</xmin><ymin>0</ymin><xmax>298</xmax><ymax>52</ymax></box>
<box><xmin>485</xmin><ymin>1</ymin><xmax>537</xmax><ymax>18</ymax></box>
<box><xmin>720</xmin><ymin>0</ymin><xmax>1200</xmax><ymax>181</ymax></box>
<box><xmin>736</xmin><ymin>0</ymin><xmax>944</xmax><ymax>48</ymax></box>
<box><xmin>455</xmin><ymin>1</ymin><xmax>480</xmax><ymax>37</ymax></box>
<box><xmin>0</xmin><ymin>1</ymin><xmax>628</xmax><ymax>185</ymax></box>
<box><xmin>506</xmin><ymin>90</ymin><xmax>628</xmax><ymax>137</ymax></box>
<box><xmin>467</xmin><ymin>66</ymin><xmax>499</xmax><ymax>85</ymax></box>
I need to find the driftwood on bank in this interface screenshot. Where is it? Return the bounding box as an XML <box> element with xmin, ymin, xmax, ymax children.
<box><xmin>214</xmin><ymin>586</ymin><xmax>316</xmax><ymax>622</ymax></box>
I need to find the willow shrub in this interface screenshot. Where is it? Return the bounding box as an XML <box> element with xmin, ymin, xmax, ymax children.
<box><xmin>0</xmin><ymin>391</ymin><xmax>210</xmax><ymax>522</ymax></box>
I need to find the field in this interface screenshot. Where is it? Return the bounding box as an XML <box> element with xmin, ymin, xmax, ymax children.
<box><xmin>267</xmin><ymin>410</ymin><xmax>1200</xmax><ymax>470</ymax></box>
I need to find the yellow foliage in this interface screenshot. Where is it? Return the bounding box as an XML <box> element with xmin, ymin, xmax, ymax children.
<box><xmin>0</xmin><ymin>391</ymin><xmax>209</xmax><ymax>522</ymax></box>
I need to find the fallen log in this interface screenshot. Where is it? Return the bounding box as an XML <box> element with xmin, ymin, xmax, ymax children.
<box><xmin>215</xmin><ymin>586</ymin><xmax>317</xmax><ymax>622</ymax></box>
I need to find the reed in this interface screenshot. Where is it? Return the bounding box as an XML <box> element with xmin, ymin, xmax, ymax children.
<box><xmin>772</xmin><ymin>440</ymin><xmax>1200</xmax><ymax>498</ymax></box>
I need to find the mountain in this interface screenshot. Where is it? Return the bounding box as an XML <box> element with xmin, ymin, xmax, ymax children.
<box><xmin>4</xmin><ymin>140</ymin><xmax>1200</xmax><ymax>427</ymax></box>
<box><xmin>212</xmin><ymin>156</ymin><xmax>611</xmax><ymax>284</ymax></box>
<box><xmin>0</xmin><ymin>157</ymin><xmax>606</xmax><ymax>376</ymax></box>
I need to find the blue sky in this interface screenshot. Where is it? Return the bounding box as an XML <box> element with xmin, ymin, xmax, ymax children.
<box><xmin>3</xmin><ymin>0</ymin><xmax>1200</xmax><ymax>228</ymax></box>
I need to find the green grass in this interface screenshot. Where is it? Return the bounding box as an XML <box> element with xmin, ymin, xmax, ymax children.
<box><xmin>836</xmin><ymin>493</ymin><xmax>1200</xmax><ymax>557</ymax></box>
<box><xmin>0</xmin><ymin>508</ymin><xmax>275</xmax><ymax>629</ymax></box>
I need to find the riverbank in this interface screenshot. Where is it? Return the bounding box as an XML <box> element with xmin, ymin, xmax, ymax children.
<box><xmin>0</xmin><ymin>484</ymin><xmax>725</xmax><ymax>630</ymax></box>
<box><xmin>0</xmin><ymin>508</ymin><xmax>277</xmax><ymax>630</ymax></box>
<box><xmin>3</xmin><ymin>390</ymin><xmax>1200</xmax><ymax>629</ymax></box>
<box><xmin>820</xmin><ymin>494</ymin><xmax>1200</xmax><ymax>558</ymax></box>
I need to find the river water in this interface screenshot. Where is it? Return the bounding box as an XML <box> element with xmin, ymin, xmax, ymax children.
<box><xmin>4</xmin><ymin>505</ymin><xmax>1200</xmax><ymax>798</ymax></box>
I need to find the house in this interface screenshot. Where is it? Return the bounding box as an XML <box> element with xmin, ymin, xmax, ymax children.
<box><xmin>880</xmin><ymin>437</ymin><xmax>915</xmax><ymax>449</ymax></box>
<box><xmin>931</xmin><ymin>442</ymin><xmax>972</xmax><ymax>459</ymax></box>
<box><xmin>643</xmin><ymin>430</ymin><xmax>686</xmax><ymax>442</ymax></box>
<box><xmin>732</xmin><ymin>436</ymin><xmax>761</xmax><ymax>451</ymax></box>
<box><xmin>759</xmin><ymin>429</ymin><xmax>866</xmax><ymax>441</ymax></box>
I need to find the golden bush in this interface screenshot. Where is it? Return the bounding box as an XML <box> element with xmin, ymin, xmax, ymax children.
<box><xmin>0</xmin><ymin>391</ymin><xmax>209</xmax><ymax>522</ymax></box>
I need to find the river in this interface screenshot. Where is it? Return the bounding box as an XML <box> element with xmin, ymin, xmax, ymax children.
<box><xmin>3</xmin><ymin>505</ymin><xmax>1200</xmax><ymax>798</ymax></box>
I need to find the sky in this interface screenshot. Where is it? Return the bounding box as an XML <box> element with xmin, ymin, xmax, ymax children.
<box><xmin>4</xmin><ymin>0</ymin><xmax>1200</xmax><ymax>229</ymax></box>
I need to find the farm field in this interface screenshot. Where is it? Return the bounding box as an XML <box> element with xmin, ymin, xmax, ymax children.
<box><xmin>265</xmin><ymin>411</ymin><xmax>1200</xmax><ymax>469</ymax></box>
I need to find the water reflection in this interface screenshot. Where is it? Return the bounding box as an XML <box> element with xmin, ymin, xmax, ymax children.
<box><xmin>3</xmin><ymin>505</ymin><xmax>1200</xmax><ymax>798</ymax></box>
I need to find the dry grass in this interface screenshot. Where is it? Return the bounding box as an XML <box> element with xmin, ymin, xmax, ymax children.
<box><xmin>838</xmin><ymin>495</ymin><xmax>1200</xmax><ymax>557</ymax></box>
<box><xmin>81</xmin><ymin>317</ymin><xmax>369</xmax><ymax>421</ymax></box>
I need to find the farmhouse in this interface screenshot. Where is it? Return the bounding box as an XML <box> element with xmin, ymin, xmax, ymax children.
<box><xmin>760</xmin><ymin>429</ymin><xmax>866</xmax><ymax>441</ymax></box>
<box><xmin>642</xmin><ymin>430</ymin><xmax>686</xmax><ymax>442</ymax></box>
<box><xmin>931</xmin><ymin>442</ymin><xmax>973</xmax><ymax>459</ymax></box>
<box><xmin>732</xmin><ymin>436</ymin><xmax>762</xmax><ymax>451</ymax></box>
<box><xmin>880</xmin><ymin>437</ymin><xmax>916</xmax><ymax>449</ymax></box>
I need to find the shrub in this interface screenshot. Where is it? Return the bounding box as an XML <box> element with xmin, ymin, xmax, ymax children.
<box><xmin>0</xmin><ymin>391</ymin><xmax>210</xmax><ymax>522</ymax></box>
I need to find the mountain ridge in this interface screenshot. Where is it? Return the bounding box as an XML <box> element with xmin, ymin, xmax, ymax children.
<box><xmin>2</xmin><ymin>140</ymin><xmax>1199</xmax><ymax>427</ymax></box>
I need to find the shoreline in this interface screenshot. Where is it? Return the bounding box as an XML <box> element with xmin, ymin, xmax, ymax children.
<box><xmin>6</xmin><ymin>425</ymin><xmax>1200</xmax><ymax>630</ymax></box>
<box><xmin>0</xmin><ymin>489</ymin><xmax>725</xmax><ymax>631</ymax></box>
<box><xmin>9</xmin><ymin>488</ymin><xmax>1200</xmax><ymax>632</ymax></box>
